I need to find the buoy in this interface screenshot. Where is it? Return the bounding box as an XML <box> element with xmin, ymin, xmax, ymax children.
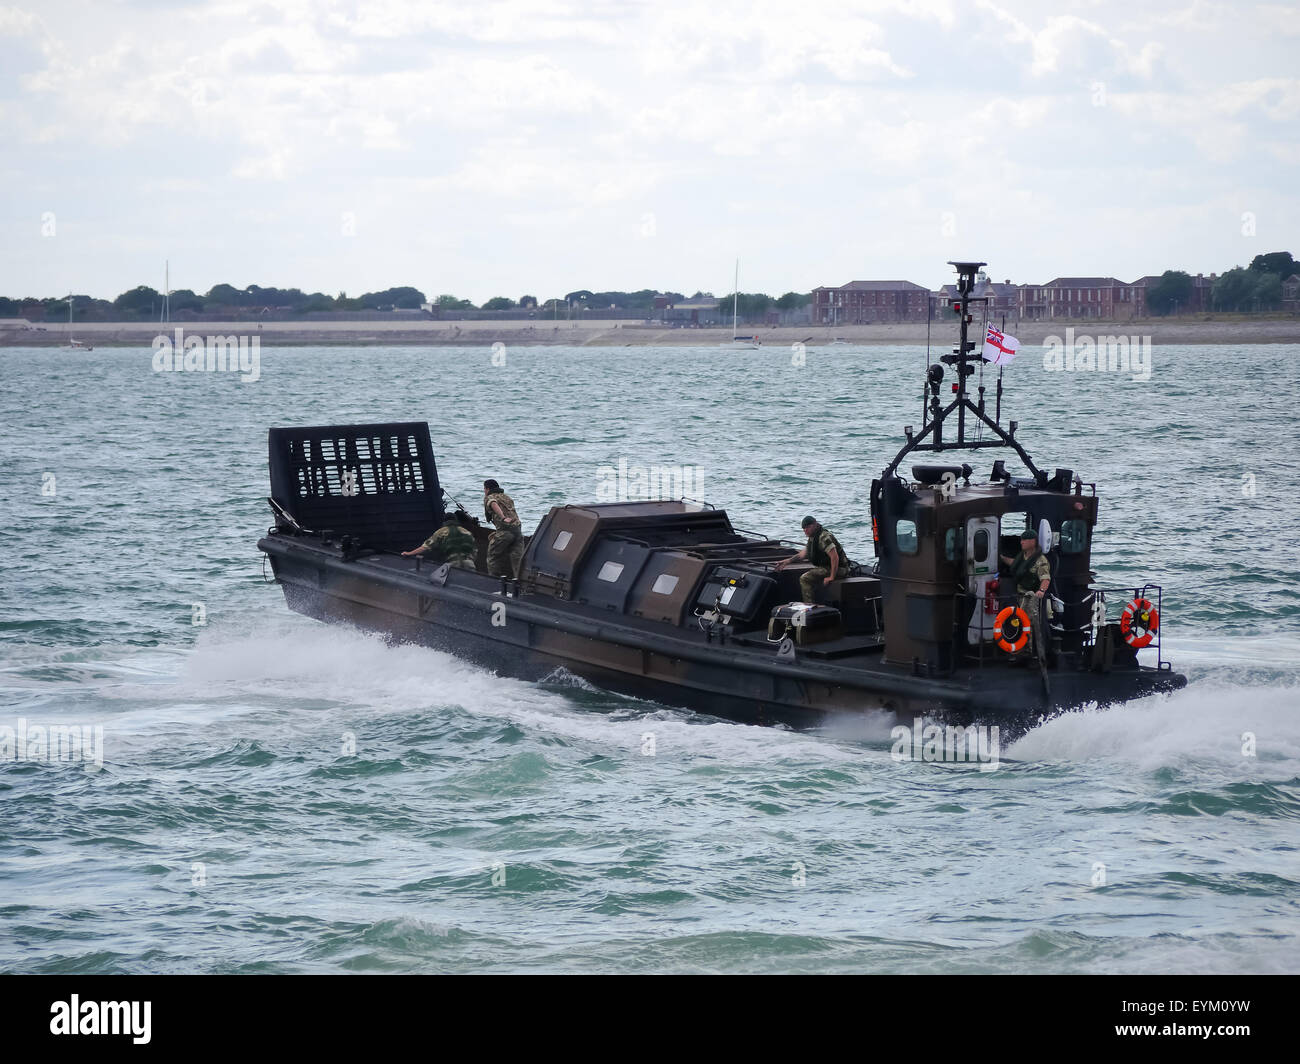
<box><xmin>994</xmin><ymin>605</ymin><xmax>1031</xmax><ymax>653</ymax></box>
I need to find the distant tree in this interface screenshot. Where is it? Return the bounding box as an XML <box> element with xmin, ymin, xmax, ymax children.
<box><xmin>1252</xmin><ymin>271</ymin><xmax>1282</xmax><ymax>309</ymax></box>
<box><xmin>300</xmin><ymin>292</ymin><xmax>337</xmax><ymax>312</ymax></box>
<box><xmin>436</xmin><ymin>294</ymin><xmax>476</xmax><ymax>310</ymax></box>
<box><xmin>114</xmin><ymin>285</ymin><xmax>162</xmax><ymax>318</ymax></box>
<box><xmin>167</xmin><ymin>288</ymin><xmax>204</xmax><ymax>313</ymax></box>
<box><xmin>1212</xmin><ymin>268</ymin><xmax>1258</xmax><ymax>311</ymax></box>
<box><xmin>389</xmin><ymin>286</ymin><xmax>426</xmax><ymax>309</ymax></box>
<box><xmin>1248</xmin><ymin>251</ymin><xmax>1297</xmax><ymax>278</ymax></box>
<box><xmin>518</xmin><ymin>295</ymin><xmax>537</xmax><ymax>309</ymax></box>
<box><xmin>1145</xmin><ymin>271</ymin><xmax>1194</xmax><ymax>315</ymax></box>
<box><xmin>205</xmin><ymin>283</ymin><xmax>247</xmax><ymax>307</ymax></box>
<box><xmin>482</xmin><ymin>297</ymin><xmax>515</xmax><ymax>311</ymax></box>
<box><xmin>356</xmin><ymin>286</ymin><xmax>426</xmax><ymax>310</ymax></box>
<box><xmin>775</xmin><ymin>291</ymin><xmax>810</xmax><ymax>311</ymax></box>
<box><xmin>716</xmin><ymin>292</ymin><xmax>775</xmax><ymax>322</ymax></box>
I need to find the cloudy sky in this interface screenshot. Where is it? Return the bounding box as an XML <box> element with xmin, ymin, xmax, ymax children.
<box><xmin>3</xmin><ymin>0</ymin><xmax>1296</xmax><ymax>302</ymax></box>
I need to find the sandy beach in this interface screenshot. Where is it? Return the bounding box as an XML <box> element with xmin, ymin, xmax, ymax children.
<box><xmin>3</xmin><ymin>316</ymin><xmax>1298</xmax><ymax>347</ymax></box>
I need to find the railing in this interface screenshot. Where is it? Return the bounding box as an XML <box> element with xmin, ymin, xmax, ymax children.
<box><xmin>954</xmin><ymin>582</ymin><xmax>1169</xmax><ymax>671</ymax></box>
<box><xmin>1086</xmin><ymin>584</ymin><xmax>1170</xmax><ymax>671</ymax></box>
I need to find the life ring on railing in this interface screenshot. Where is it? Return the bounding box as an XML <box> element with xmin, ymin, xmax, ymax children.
<box><xmin>993</xmin><ymin>605</ymin><xmax>1031</xmax><ymax>653</ymax></box>
<box><xmin>1120</xmin><ymin>597</ymin><xmax>1159</xmax><ymax>648</ymax></box>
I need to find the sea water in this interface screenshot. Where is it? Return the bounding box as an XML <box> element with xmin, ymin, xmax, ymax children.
<box><xmin>1</xmin><ymin>341</ymin><xmax>1296</xmax><ymax>973</ymax></box>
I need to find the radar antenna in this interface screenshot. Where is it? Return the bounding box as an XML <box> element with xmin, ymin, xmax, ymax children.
<box><xmin>881</xmin><ymin>261</ymin><xmax>1043</xmax><ymax>483</ymax></box>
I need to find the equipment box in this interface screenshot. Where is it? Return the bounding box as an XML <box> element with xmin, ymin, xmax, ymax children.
<box><xmin>768</xmin><ymin>603</ymin><xmax>843</xmax><ymax>645</ymax></box>
<box><xmin>695</xmin><ymin>566</ymin><xmax>776</xmax><ymax>622</ymax></box>
<box><xmin>832</xmin><ymin>576</ymin><xmax>883</xmax><ymax>633</ymax></box>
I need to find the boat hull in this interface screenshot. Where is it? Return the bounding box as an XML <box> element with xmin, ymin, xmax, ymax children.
<box><xmin>259</xmin><ymin>535</ymin><xmax>1187</xmax><ymax>734</ymax></box>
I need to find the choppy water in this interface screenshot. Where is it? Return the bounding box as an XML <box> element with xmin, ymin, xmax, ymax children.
<box><xmin>2</xmin><ymin>341</ymin><xmax>1298</xmax><ymax>973</ymax></box>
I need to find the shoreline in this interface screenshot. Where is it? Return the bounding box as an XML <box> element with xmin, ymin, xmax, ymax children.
<box><xmin>3</xmin><ymin>318</ymin><xmax>1299</xmax><ymax>347</ymax></box>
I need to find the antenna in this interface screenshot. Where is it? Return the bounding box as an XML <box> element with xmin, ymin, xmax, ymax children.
<box><xmin>881</xmin><ymin>261</ymin><xmax>1043</xmax><ymax>483</ymax></box>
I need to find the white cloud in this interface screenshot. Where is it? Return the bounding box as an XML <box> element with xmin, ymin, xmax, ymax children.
<box><xmin>1</xmin><ymin>0</ymin><xmax>1296</xmax><ymax>301</ymax></box>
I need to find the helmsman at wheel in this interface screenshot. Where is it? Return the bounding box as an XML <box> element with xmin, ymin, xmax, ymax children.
<box><xmin>774</xmin><ymin>515</ymin><xmax>850</xmax><ymax>604</ymax></box>
<box><xmin>1001</xmin><ymin>528</ymin><xmax>1051</xmax><ymax>659</ymax></box>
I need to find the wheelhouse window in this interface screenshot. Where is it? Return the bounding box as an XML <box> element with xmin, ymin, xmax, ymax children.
<box><xmin>972</xmin><ymin>528</ymin><xmax>990</xmax><ymax>563</ymax></box>
<box><xmin>597</xmin><ymin>561</ymin><xmax>624</xmax><ymax>582</ymax></box>
<box><xmin>944</xmin><ymin>527</ymin><xmax>959</xmax><ymax>561</ymax></box>
<box><xmin>1060</xmin><ymin>519</ymin><xmax>1088</xmax><ymax>554</ymax></box>
<box><xmin>896</xmin><ymin>519</ymin><xmax>918</xmax><ymax>555</ymax></box>
<box><xmin>1000</xmin><ymin>512</ymin><xmax>1030</xmax><ymax>540</ymax></box>
<box><xmin>552</xmin><ymin>530</ymin><xmax>573</xmax><ymax>551</ymax></box>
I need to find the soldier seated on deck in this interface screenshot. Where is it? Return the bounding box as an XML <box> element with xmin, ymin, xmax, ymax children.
<box><xmin>773</xmin><ymin>515</ymin><xmax>851</xmax><ymax>604</ymax></box>
<box><xmin>402</xmin><ymin>515</ymin><xmax>478</xmax><ymax>571</ymax></box>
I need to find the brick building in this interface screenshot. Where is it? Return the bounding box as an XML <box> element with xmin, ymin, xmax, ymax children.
<box><xmin>1283</xmin><ymin>274</ymin><xmax>1300</xmax><ymax>313</ymax></box>
<box><xmin>1017</xmin><ymin>277</ymin><xmax>1137</xmax><ymax>321</ymax></box>
<box><xmin>812</xmin><ymin>280</ymin><xmax>931</xmax><ymax>324</ymax></box>
<box><xmin>934</xmin><ymin>279</ymin><xmax>1018</xmax><ymax>321</ymax></box>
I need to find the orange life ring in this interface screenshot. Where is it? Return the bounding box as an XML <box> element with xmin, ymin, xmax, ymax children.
<box><xmin>1120</xmin><ymin>597</ymin><xmax>1159</xmax><ymax>648</ymax></box>
<box><xmin>994</xmin><ymin>605</ymin><xmax>1031</xmax><ymax>653</ymax></box>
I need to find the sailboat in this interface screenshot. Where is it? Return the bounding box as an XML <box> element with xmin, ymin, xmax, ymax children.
<box><xmin>66</xmin><ymin>295</ymin><xmax>92</xmax><ymax>350</ymax></box>
<box><xmin>720</xmin><ymin>259</ymin><xmax>760</xmax><ymax>348</ymax></box>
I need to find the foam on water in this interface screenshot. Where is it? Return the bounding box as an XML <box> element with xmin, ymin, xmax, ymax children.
<box><xmin>1007</xmin><ymin>682</ymin><xmax>1300</xmax><ymax>775</ymax></box>
<box><xmin>166</xmin><ymin>619</ymin><xmax>868</xmax><ymax>766</ymax></box>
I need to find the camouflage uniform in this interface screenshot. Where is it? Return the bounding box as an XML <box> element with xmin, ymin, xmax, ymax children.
<box><xmin>421</xmin><ymin>521</ymin><xmax>478</xmax><ymax>570</ymax></box>
<box><xmin>1010</xmin><ymin>548</ymin><xmax>1052</xmax><ymax>659</ymax></box>
<box><xmin>484</xmin><ymin>491</ymin><xmax>525</xmax><ymax>578</ymax></box>
<box><xmin>799</xmin><ymin>527</ymin><xmax>850</xmax><ymax>604</ymax></box>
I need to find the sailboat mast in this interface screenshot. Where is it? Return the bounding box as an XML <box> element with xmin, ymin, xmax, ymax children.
<box><xmin>732</xmin><ymin>259</ymin><xmax>739</xmax><ymax>338</ymax></box>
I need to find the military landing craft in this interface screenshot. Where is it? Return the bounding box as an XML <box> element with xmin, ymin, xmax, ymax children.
<box><xmin>256</xmin><ymin>261</ymin><xmax>1186</xmax><ymax>731</ymax></box>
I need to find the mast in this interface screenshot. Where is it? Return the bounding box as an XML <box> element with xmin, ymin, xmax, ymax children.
<box><xmin>732</xmin><ymin>259</ymin><xmax>739</xmax><ymax>340</ymax></box>
<box><xmin>881</xmin><ymin>260</ymin><xmax>1043</xmax><ymax>482</ymax></box>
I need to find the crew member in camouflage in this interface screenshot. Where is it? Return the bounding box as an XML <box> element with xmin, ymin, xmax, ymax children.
<box><xmin>1000</xmin><ymin>527</ymin><xmax>1052</xmax><ymax>660</ymax></box>
<box><xmin>774</xmin><ymin>515</ymin><xmax>851</xmax><ymax>603</ymax></box>
<box><xmin>483</xmin><ymin>479</ymin><xmax>525</xmax><ymax>578</ymax></box>
<box><xmin>402</xmin><ymin>515</ymin><xmax>478</xmax><ymax>570</ymax></box>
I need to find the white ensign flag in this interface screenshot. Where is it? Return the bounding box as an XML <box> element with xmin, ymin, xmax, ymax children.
<box><xmin>982</xmin><ymin>326</ymin><xmax>1020</xmax><ymax>366</ymax></box>
<box><xmin>977</xmin><ymin>323</ymin><xmax>1019</xmax><ymax>364</ymax></box>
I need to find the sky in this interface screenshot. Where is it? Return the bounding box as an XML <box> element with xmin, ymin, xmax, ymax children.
<box><xmin>2</xmin><ymin>0</ymin><xmax>1297</xmax><ymax>303</ymax></box>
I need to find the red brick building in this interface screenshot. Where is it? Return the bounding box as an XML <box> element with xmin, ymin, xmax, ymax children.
<box><xmin>812</xmin><ymin>280</ymin><xmax>931</xmax><ymax>324</ymax></box>
<box><xmin>1016</xmin><ymin>277</ymin><xmax>1136</xmax><ymax>321</ymax></box>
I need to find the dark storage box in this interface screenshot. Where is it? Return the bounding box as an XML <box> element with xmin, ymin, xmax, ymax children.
<box><xmin>768</xmin><ymin>603</ymin><xmax>843</xmax><ymax>645</ymax></box>
<box><xmin>831</xmin><ymin>576</ymin><xmax>883</xmax><ymax>633</ymax></box>
<box><xmin>695</xmin><ymin>566</ymin><xmax>777</xmax><ymax>622</ymax></box>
